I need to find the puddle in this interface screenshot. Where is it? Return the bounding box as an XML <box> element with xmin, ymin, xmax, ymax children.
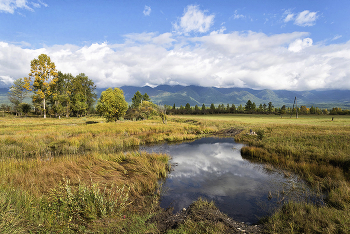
<box><xmin>140</xmin><ymin>137</ymin><xmax>323</xmax><ymax>224</ymax></box>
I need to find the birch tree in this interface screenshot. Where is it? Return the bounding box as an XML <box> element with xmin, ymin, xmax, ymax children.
<box><xmin>28</xmin><ymin>54</ymin><xmax>58</xmax><ymax>118</ymax></box>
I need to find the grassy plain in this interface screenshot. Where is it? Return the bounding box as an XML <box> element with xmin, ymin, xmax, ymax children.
<box><xmin>0</xmin><ymin>114</ymin><xmax>349</xmax><ymax>233</ymax></box>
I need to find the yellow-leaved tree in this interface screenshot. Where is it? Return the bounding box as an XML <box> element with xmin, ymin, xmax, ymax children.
<box><xmin>27</xmin><ymin>54</ymin><xmax>58</xmax><ymax>118</ymax></box>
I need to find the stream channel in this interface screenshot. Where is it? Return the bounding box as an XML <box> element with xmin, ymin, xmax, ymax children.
<box><xmin>140</xmin><ymin>137</ymin><xmax>323</xmax><ymax>224</ymax></box>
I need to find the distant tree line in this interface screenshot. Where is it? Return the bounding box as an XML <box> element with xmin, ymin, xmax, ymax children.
<box><xmin>166</xmin><ymin>100</ymin><xmax>350</xmax><ymax>115</ymax></box>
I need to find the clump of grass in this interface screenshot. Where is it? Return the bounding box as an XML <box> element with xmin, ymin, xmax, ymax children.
<box><xmin>256</xmin><ymin>129</ymin><xmax>265</xmax><ymax>140</ymax></box>
<box><xmin>264</xmin><ymin>201</ymin><xmax>350</xmax><ymax>234</ymax></box>
<box><xmin>166</xmin><ymin>198</ymin><xmax>230</xmax><ymax>234</ymax></box>
<box><xmin>0</xmin><ymin>190</ymin><xmax>24</xmax><ymax>234</ymax></box>
<box><xmin>41</xmin><ymin>180</ymin><xmax>130</xmax><ymax>229</ymax></box>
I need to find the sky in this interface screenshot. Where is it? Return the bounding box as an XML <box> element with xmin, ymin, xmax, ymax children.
<box><xmin>1</xmin><ymin>0</ymin><xmax>350</xmax><ymax>91</ymax></box>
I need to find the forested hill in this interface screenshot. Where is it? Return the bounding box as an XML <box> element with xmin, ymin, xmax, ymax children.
<box><xmin>2</xmin><ymin>86</ymin><xmax>350</xmax><ymax>109</ymax></box>
<box><xmin>111</xmin><ymin>85</ymin><xmax>350</xmax><ymax>109</ymax></box>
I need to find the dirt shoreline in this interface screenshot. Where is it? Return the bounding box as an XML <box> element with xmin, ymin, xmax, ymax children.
<box><xmin>213</xmin><ymin>128</ymin><xmax>244</xmax><ymax>136</ymax></box>
<box><xmin>148</xmin><ymin>200</ymin><xmax>263</xmax><ymax>233</ymax></box>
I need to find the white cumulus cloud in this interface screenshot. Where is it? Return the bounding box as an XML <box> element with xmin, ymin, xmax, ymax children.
<box><xmin>0</xmin><ymin>0</ymin><xmax>47</xmax><ymax>14</ymax></box>
<box><xmin>1</xmin><ymin>31</ymin><xmax>350</xmax><ymax>91</ymax></box>
<box><xmin>143</xmin><ymin>5</ymin><xmax>151</xmax><ymax>16</ymax></box>
<box><xmin>294</xmin><ymin>10</ymin><xmax>318</xmax><ymax>26</ymax></box>
<box><xmin>173</xmin><ymin>5</ymin><xmax>215</xmax><ymax>35</ymax></box>
<box><xmin>288</xmin><ymin>38</ymin><xmax>313</xmax><ymax>52</ymax></box>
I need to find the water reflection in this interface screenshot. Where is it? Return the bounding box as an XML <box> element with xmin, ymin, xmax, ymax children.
<box><xmin>140</xmin><ymin>137</ymin><xmax>322</xmax><ymax>224</ymax></box>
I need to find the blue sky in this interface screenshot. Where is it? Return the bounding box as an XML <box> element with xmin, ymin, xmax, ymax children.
<box><xmin>1</xmin><ymin>0</ymin><xmax>350</xmax><ymax>90</ymax></box>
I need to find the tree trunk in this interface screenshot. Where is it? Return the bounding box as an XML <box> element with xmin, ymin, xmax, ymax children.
<box><xmin>66</xmin><ymin>103</ymin><xmax>69</xmax><ymax>118</ymax></box>
<box><xmin>43</xmin><ymin>98</ymin><xmax>46</xmax><ymax>118</ymax></box>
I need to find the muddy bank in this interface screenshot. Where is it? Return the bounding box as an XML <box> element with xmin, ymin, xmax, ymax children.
<box><xmin>214</xmin><ymin>128</ymin><xmax>244</xmax><ymax>136</ymax></box>
<box><xmin>148</xmin><ymin>198</ymin><xmax>263</xmax><ymax>233</ymax></box>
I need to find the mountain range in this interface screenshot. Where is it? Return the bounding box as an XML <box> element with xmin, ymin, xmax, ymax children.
<box><xmin>115</xmin><ymin>85</ymin><xmax>350</xmax><ymax>109</ymax></box>
<box><xmin>1</xmin><ymin>86</ymin><xmax>350</xmax><ymax>109</ymax></box>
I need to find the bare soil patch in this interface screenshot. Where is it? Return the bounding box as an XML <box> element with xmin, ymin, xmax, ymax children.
<box><xmin>147</xmin><ymin>199</ymin><xmax>263</xmax><ymax>233</ymax></box>
<box><xmin>214</xmin><ymin>128</ymin><xmax>244</xmax><ymax>136</ymax></box>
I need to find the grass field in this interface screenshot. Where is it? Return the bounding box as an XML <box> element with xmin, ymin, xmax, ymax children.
<box><xmin>0</xmin><ymin>114</ymin><xmax>349</xmax><ymax>233</ymax></box>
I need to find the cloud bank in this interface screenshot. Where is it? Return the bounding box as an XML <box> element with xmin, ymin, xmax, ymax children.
<box><xmin>1</xmin><ymin>30</ymin><xmax>350</xmax><ymax>91</ymax></box>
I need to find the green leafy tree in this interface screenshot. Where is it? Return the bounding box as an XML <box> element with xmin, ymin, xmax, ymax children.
<box><xmin>268</xmin><ymin>102</ymin><xmax>274</xmax><ymax>113</ymax></box>
<box><xmin>27</xmin><ymin>54</ymin><xmax>58</xmax><ymax>118</ymax></box>
<box><xmin>201</xmin><ymin>104</ymin><xmax>206</xmax><ymax>114</ymax></box>
<box><xmin>48</xmin><ymin>71</ymin><xmax>70</xmax><ymax>117</ymax></box>
<box><xmin>131</xmin><ymin>91</ymin><xmax>143</xmax><ymax>108</ymax></box>
<box><xmin>310</xmin><ymin>106</ymin><xmax>316</xmax><ymax>114</ymax></box>
<box><xmin>300</xmin><ymin>105</ymin><xmax>308</xmax><ymax>114</ymax></box>
<box><xmin>210</xmin><ymin>103</ymin><xmax>215</xmax><ymax>114</ymax></box>
<box><xmin>231</xmin><ymin>104</ymin><xmax>236</xmax><ymax>113</ymax></box>
<box><xmin>0</xmin><ymin>104</ymin><xmax>10</xmax><ymax>117</ymax></box>
<box><xmin>263</xmin><ymin>103</ymin><xmax>267</xmax><ymax>112</ymax></box>
<box><xmin>252</xmin><ymin>102</ymin><xmax>256</xmax><ymax>112</ymax></box>
<box><xmin>143</xmin><ymin>93</ymin><xmax>150</xmax><ymax>102</ymax></box>
<box><xmin>131</xmin><ymin>91</ymin><xmax>151</xmax><ymax>109</ymax></box>
<box><xmin>8</xmin><ymin>77</ymin><xmax>29</xmax><ymax>115</ymax></box>
<box><xmin>59</xmin><ymin>73</ymin><xmax>74</xmax><ymax>117</ymax></box>
<box><xmin>315</xmin><ymin>107</ymin><xmax>322</xmax><ymax>115</ymax></box>
<box><xmin>97</xmin><ymin>88</ymin><xmax>128</xmax><ymax>122</ymax></box>
<box><xmin>71</xmin><ymin>73</ymin><xmax>96</xmax><ymax>117</ymax></box>
<box><xmin>281</xmin><ymin>105</ymin><xmax>286</xmax><ymax>114</ymax></box>
<box><xmin>18</xmin><ymin>103</ymin><xmax>31</xmax><ymax>116</ymax></box>
<box><xmin>245</xmin><ymin>100</ymin><xmax>253</xmax><ymax>112</ymax></box>
<box><xmin>237</xmin><ymin>104</ymin><xmax>244</xmax><ymax>113</ymax></box>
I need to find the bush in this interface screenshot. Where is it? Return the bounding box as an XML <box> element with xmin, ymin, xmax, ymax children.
<box><xmin>256</xmin><ymin>129</ymin><xmax>265</xmax><ymax>140</ymax></box>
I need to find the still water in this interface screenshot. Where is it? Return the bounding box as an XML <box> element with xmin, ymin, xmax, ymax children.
<box><xmin>140</xmin><ymin>137</ymin><xmax>322</xmax><ymax>224</ymax></box>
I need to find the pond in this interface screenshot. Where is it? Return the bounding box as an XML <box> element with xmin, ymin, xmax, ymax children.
<box><xmin>140</xmin><ymin>137</ymin><xmax>323</xmax><ymax>224</ymax></box>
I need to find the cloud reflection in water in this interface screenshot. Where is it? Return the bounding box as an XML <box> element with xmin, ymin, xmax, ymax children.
<box><xmin>141</xmin><ymin>137</ymin><xmax>319</xmax><ymax>224</ymax></box>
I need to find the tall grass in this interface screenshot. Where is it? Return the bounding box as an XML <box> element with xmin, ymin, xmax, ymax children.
<box><xmin>0</xmin><ymin>117</ymin><xmax>213</xmax><ymax>159</ymax></box>
<box><xmin>1</xmin><ymin>114</ymin><xmax>350</xmax><ymax>232</ymax></box>
<box><xmin>0</xmin><ymin>121</ymin><xmax>172</xmax><ymax>233</ymax></box>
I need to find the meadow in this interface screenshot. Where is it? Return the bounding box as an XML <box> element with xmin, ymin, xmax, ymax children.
<box><xmin>0</xmin><ymin>113</ymin><xmax>349</xmax><ymax>233</ymax></box>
